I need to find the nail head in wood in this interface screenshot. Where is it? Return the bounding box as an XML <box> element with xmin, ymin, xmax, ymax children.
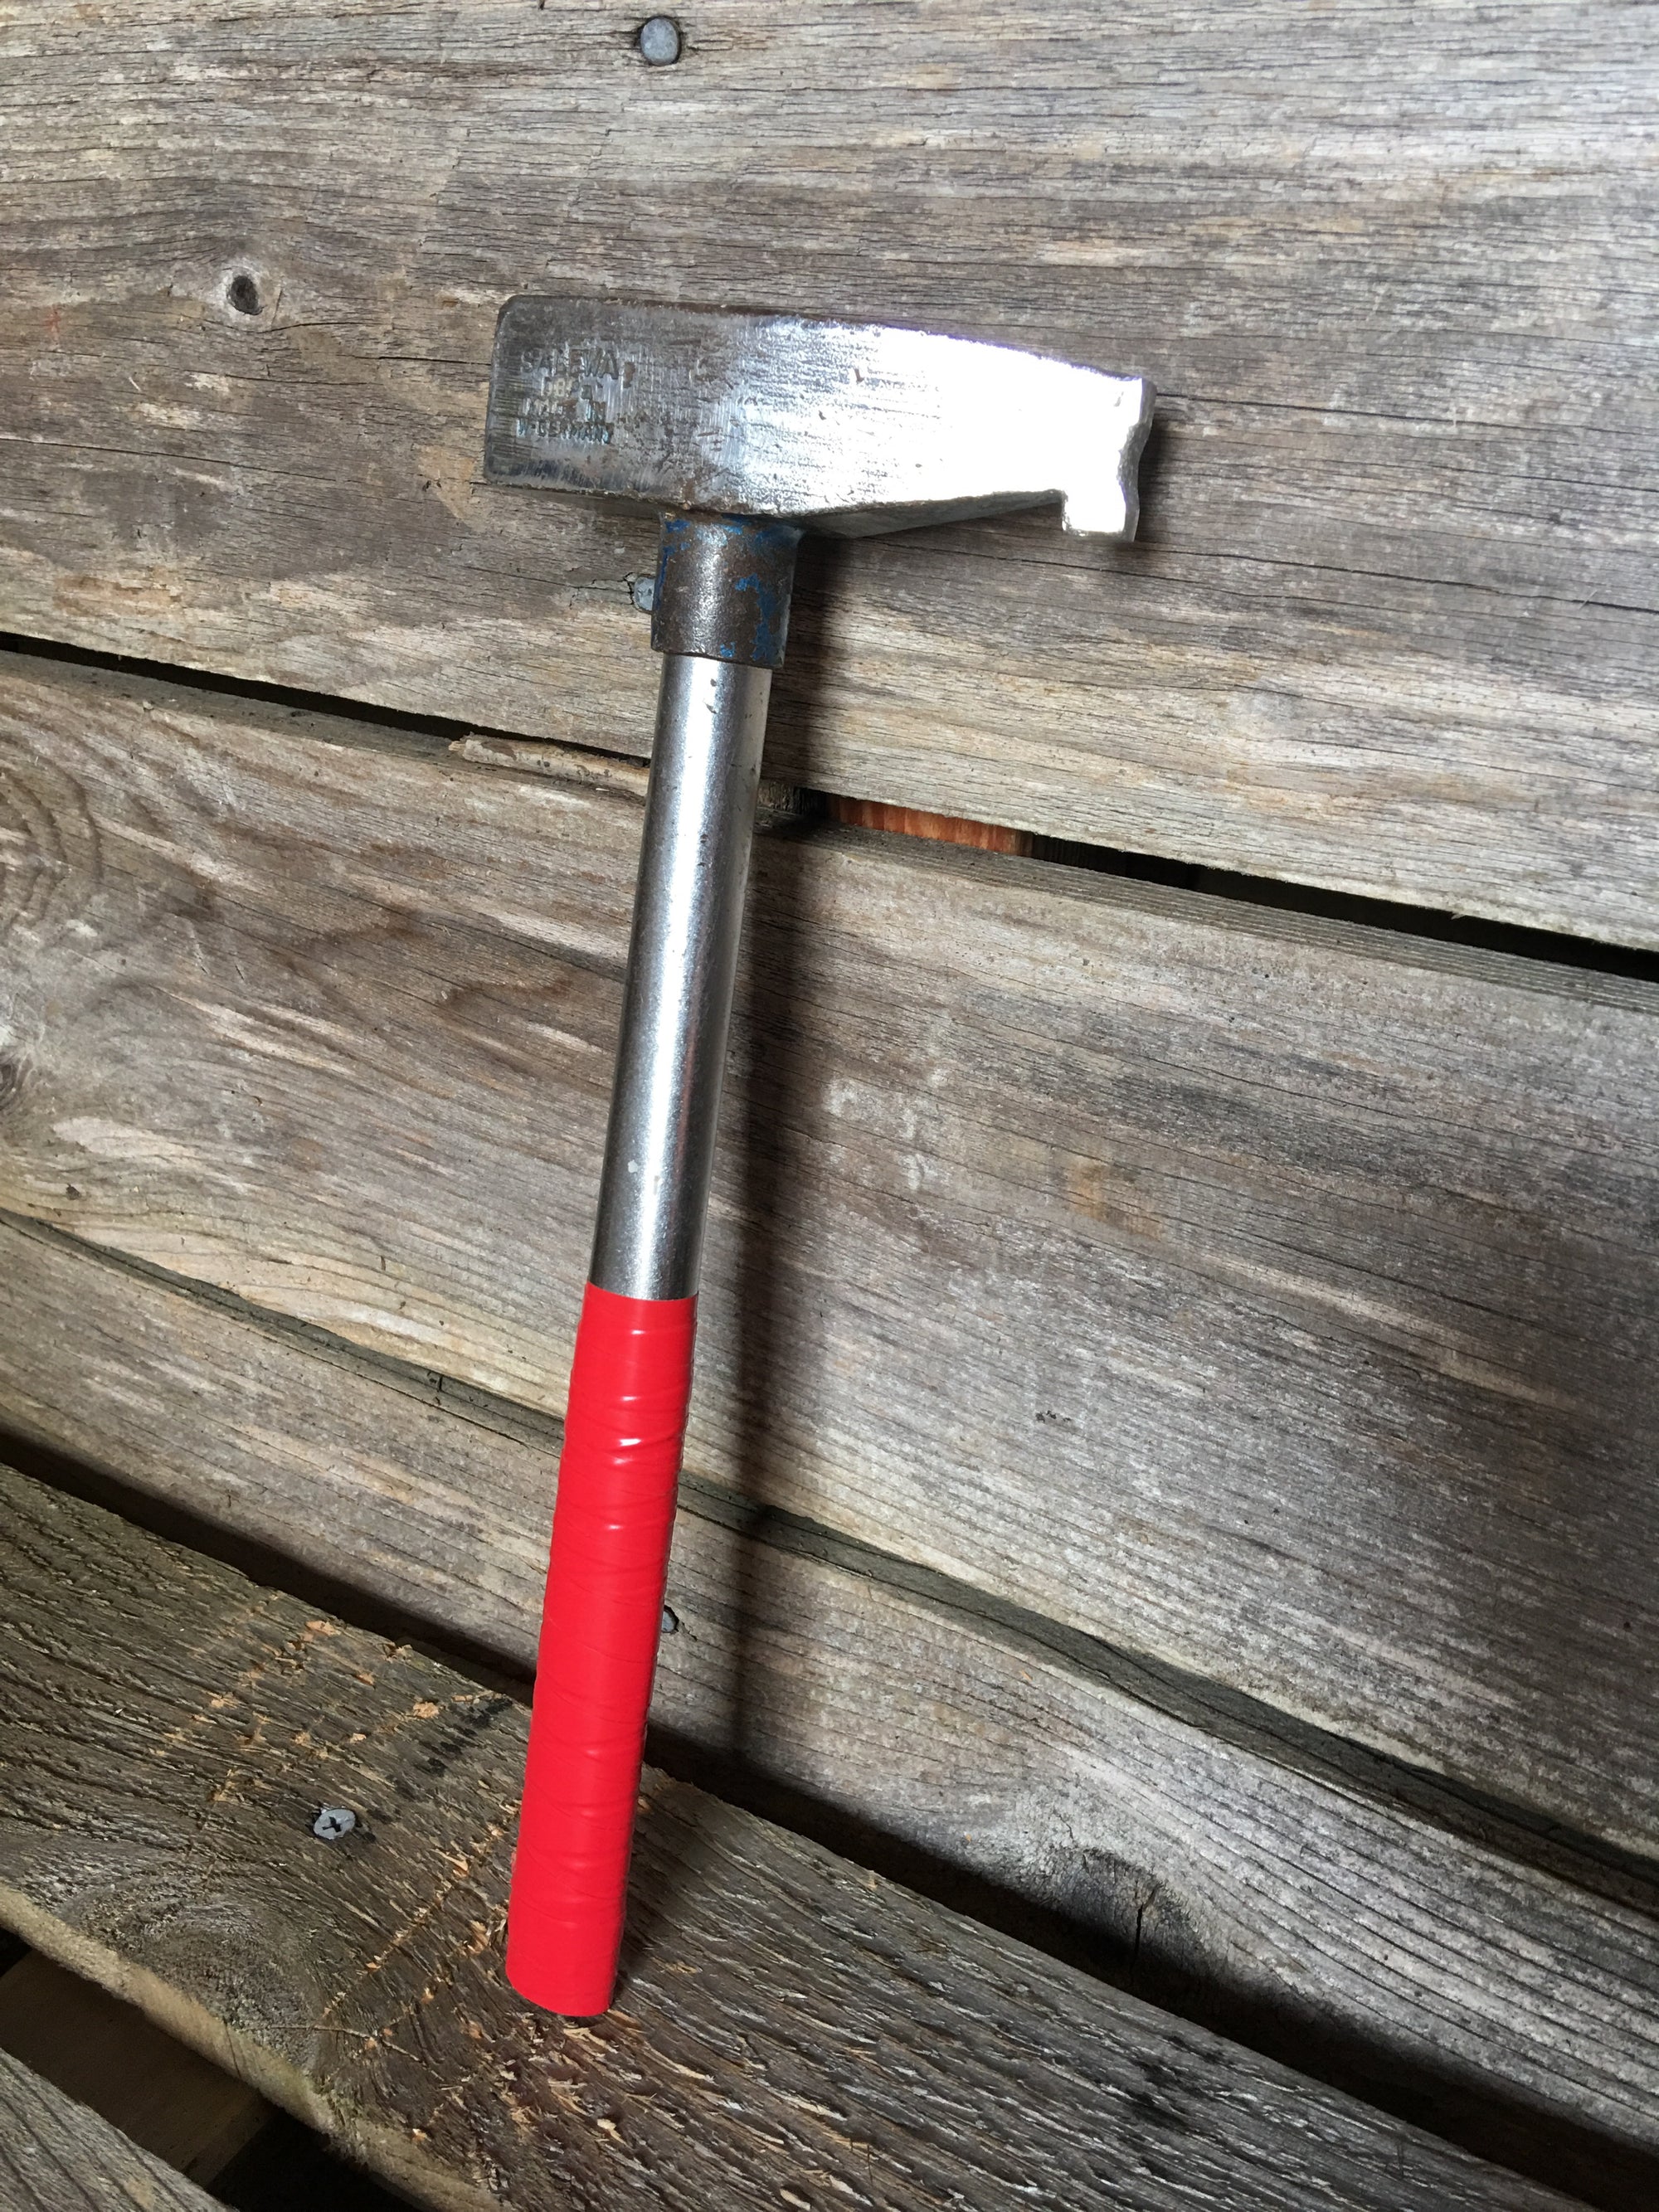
<box><xmin>638</xmin><ymin>16</ymin><xmax>681</xmax><ymax>65</ymax></box>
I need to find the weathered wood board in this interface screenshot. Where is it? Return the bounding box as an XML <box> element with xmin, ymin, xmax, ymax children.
<box><xmin>0</xmin><ymin>2048</ymin><xmax>224</xmax><ymax>2212</ymax></box>
<box><xmin>4</xmin><ymin>1213</ymin><xmax>1657</xmax><ymax>2198</ymax></box>
<box><xmin>0</xmin><ymin>1465</ymin><xmax>1595</xmax><ymax>2212</ymax></box>
<box><xmin>2</xmin><ymin>650</ymin><xmax>1656</xmax><ymax>1856</ymax></box>
<box><xmin>2</xmin><ymin>2</ymin><xmax>1657</xmax><ymax>938</ymax></box>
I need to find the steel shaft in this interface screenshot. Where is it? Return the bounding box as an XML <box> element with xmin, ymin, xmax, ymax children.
<box><xmin>588</xmin><ymin>652</ymin><xmax>772</xmax><ymax>1300</ymax></box>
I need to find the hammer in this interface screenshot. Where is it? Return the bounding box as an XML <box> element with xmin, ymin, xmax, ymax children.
<box><xmin>482</xmin><ymin>299</ymin><xmax>1153</xmax><ymax>2014</ymax></box>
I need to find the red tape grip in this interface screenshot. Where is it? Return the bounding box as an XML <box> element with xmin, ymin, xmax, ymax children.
<box><xmin>506</xmin><ymin>1281</ymin><xmax>697</xmax><ymax>2015</ymax></box>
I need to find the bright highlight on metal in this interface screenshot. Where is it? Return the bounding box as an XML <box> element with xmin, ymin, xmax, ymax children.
<box><xmin>590</xmin><ymin>654</ymin><xmax>771</xmax><ymax>1300</ymax></box>
<box><xmin>484</xmin><ymin>298</ymin><xmax>1154</xmax><ymax>541</ymax></box>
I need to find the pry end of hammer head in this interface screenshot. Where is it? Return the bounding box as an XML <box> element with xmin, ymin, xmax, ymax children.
<box><xmin>482</xmin><ymin>298</ymin><xmax>1153</xmax><ymax>544</ymax></box>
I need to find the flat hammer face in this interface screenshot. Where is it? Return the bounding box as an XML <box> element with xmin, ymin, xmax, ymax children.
<box><xmin>489</xmin><ymin>297</ymin><xmax>1152</xmax><ymax>2020</ymax></box>
<box><xmin>484</xmin><ymin>297</ymin><xmax>1153</xmax><ymax>541</ymax></box>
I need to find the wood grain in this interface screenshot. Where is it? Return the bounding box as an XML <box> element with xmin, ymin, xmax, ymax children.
<box><xmin>4</xmin><ymin>1212</ymin><xmax>1657</xmax><ymax>2195</ymax></box>
<box><xmin>0</xmin><ymin>2048</ymin><xmax>223</xmax><ymax>2212</ymax></box>
<box><xmin>0</xmin><ymin>1463</ymin><xmax>1594</xmax><ymax>2212</ymax></box>
<box><xmin>1</xmin><ymin>2</ymin><xmax>1656</xmax><ymax>938</ymax></box>
<box><xmin>2</xmin><ymin>648</ymin><xmax>1656</xmax><ymax>1855</ymax></box>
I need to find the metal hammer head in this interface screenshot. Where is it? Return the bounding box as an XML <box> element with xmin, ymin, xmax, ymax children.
<box><xmin>484</xmin><ymin>299</ymin><xmax>1152</xmax><ymax>542</ymax></box>
<box><xmin>484</xmin><ymin>299</ymin><xmax>1151</xmax><ymax>665</ymax></box>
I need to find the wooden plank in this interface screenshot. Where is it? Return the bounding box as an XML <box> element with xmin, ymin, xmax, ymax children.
<box><xmin>3</xmin><ymin>1215</ymin><xmax>1657</xmax><ymax>2202</ymax></box>
<box><xmin>1</xmin><ymin>2</ymin><xmax>1656</xmax><ymax>940</ymax></box>
<box><xmin>0</xmin><ymin>2047</ymin><xmax>223</xmax><ymax>2212</ymax></box>
<box><xmin>0</xmin><ymin>1465</ymin><xmax>1593</xmax><ymax>2212</ymax></box>
<box><xmin>2</xmin><ymin>648</ymin><xmax>1656</xmax><ymax>1855</ymax></box>
<box><xmin>0</xmin><ymin>1952</ymin><xmax>269</xmax><ymax>2182</ymax></box>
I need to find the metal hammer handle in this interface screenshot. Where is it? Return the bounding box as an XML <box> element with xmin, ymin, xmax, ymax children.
<box><xmin>506</xmin><ymin>523</ymin><xmax>795</xmax><ymax>2015</ymax></box>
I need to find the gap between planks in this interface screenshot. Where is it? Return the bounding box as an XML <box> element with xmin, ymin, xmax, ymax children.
<box><xmin>6</xmin><ymin>1204</ymin><xmax>1654</xmax><ymax>1919</ymax></box>
<box><xmin>3</xmin><ymin>644</ymin><xmax>1657</xmax><ymax>1869</ymax></box>
<box><xmin>2</xmin><ymin>2</ymin><xmax>1657</xmax><ymax>940</ymax></box>
<box><xmin>0</xmin><ymin>2046</ymin><xmax>225</xmax><ymax>2212</ymax></box>
<box><xmin>6</xmin><ymin>644</ymin><xmax>1659</xmax><ymax>1848</ymax></box>
<box><xmin>0</xmin><ymin>1461</ymin><xmax>1600</xmax><ymax>2212</ymax></box>
<box><xmin>8</xmin><ymin>628</ymin><xmax>1657</xmax><ymax>992</ymax></box>
<box><xmin>2</xmin><ymin>1210</ymin><xmax>1657</xmax><ymax>2212</ymax></box>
